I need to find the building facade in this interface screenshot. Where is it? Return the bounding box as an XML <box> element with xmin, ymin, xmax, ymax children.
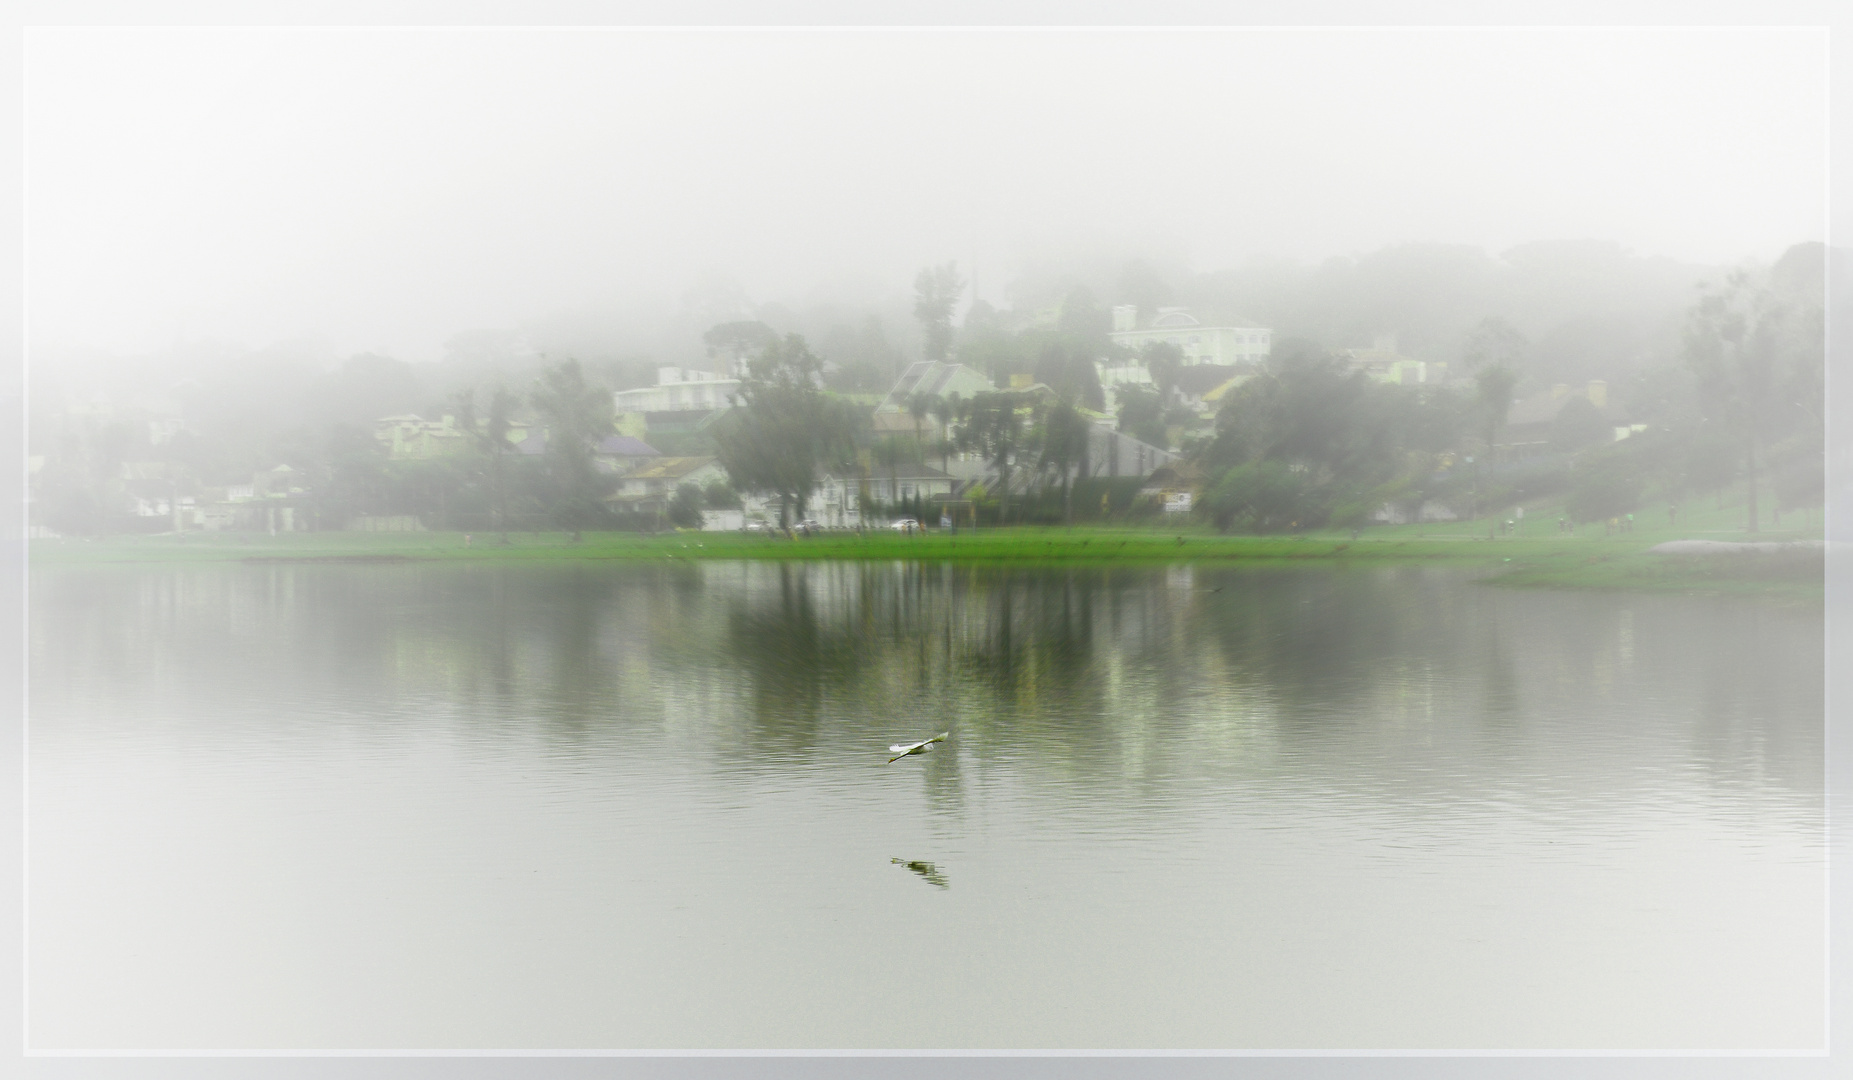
<box><xmin>1341</xmin><ymin>335</ymin><xmax>1448</xmax><ymax>386</ymax></box>
<box><xmin>1109</xmin><ymin>306</ymin><xmax>1272</xmax><ymax>367</ymax></box>
<box><xmin>612</xmin><ymin>367</ymin><xmax>741</xmax><ymax>415</ymax></box>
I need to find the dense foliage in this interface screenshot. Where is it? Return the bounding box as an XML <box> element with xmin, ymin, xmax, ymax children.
<box><xmin>711</xmin><ymin>334</ymin><xmax>859</xmax><ymax>526</ymax></box>
<box><xmin>29</xmin><ymin>244</ymin><xmax>1824</xmax><ymax>539</ymax></box>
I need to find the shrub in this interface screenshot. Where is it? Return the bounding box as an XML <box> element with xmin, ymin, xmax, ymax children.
<box><xmin>667</xmin><ymin>483</ymin><xmax>706</xmax><ymax>529</ymax></box>
<box><xmin>1202</xmin><ymin>462</ymin><xmax>1323</xmax><ymax>533</ymax></box>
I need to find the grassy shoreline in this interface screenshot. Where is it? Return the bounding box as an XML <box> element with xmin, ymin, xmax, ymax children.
<box><xmin>29</xmin><ymin>521</ymin><xmax>1824</xmax><ymax>601</ymax></box>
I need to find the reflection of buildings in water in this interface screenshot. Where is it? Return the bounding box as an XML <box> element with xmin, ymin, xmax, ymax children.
<box><xmin>31</xmin><ymin>561</ymin><xmax>1823</xmax><ymax>831</ymax></box>
<box><xmin>701</xmin><ymin>564</ymin><xmax>1815</xmax><ymax>819</ymax></box>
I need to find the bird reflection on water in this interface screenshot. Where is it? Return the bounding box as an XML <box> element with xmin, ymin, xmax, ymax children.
<box><xmin>891</xmin><ymin>858</ymin><xmax>949</xmax><ymax>889</ymax></box>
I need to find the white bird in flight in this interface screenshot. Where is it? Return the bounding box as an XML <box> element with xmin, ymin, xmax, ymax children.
<box><xmin>887</xmin><ymin>732</ymin><xmax>949</xmax><ymax>764</ymax></box>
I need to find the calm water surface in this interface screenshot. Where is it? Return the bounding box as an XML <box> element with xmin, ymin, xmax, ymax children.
<box><xmin>28</xmin><ymin>561</ymin><xmax>1824</xmax><ymax>1049</ymax></box>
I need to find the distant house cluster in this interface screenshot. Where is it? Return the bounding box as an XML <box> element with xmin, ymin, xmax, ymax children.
<box><xmin>1340</xmin><ymin>335</ymin><xmax>1448</xmax><ymax>386</ymax></box>
<box><xmin>1109</xmin><ymin>305</ymin><xmax>1272</xmax><ymax>367</ymax></box>
<box><xmin>870</xmin><ymin>360</ymin><xmax>993</xmax><ymax>435</ymax></box>
<box><xmin>38</xmin><ymin>295</ymin><xmax>1665</xmax><ymax>539</ymax></box>
<box><xmin>109</xmin><ymin>460</ymin><xmax>313</xmax><ymax>535</ymax></box>
<box><xmin>1500</xmin><ymin>380</ymin><xmax>1642</xmax><ymax>454</ymax></box>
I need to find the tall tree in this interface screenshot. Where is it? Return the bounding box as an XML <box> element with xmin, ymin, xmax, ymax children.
<box><xmin>1116</xmin><ymin>386</ymin><xmax>1168</xmax><ymax>449</ymax></box>
<box><xmin>1141</xmin><ymin>341</ymin><xmax>1184</xmax><ymax>405</ymax></box>
<box><xmin>1461</xmin><ymin>317</ymin><xmax>1526</xmax><ymax>534</ymax></box>
<box><xmin>906</xmin><ymin>391</ymin><xmax>934</xmax><ymax>444</ymax></box>
<box><xmin>1461</xmin><ymin>316</ymin><xmax>1529</xmax><ymax>372</ymax></box>
<box><xmin>913</xmin><ymin>262</ymin><xmax>965</xmax><ymax>363</ymax></box>
<box><xmin>871</xmin><ymin>434</ymin><xmax>920</xmax><ymax>512</ymax></box>
<box><xmin>928</xmin><ymin>393</ymin><xmax>959</xmax><ymax>472</ymax></box>
<box><xmin>1031</xmin><ymin>341</ymin><xmax>1106</xmax><ymax>411</ymax></box>
<box><xmin>954</xmin><ymin>299</ymin><xmax>1018</xmax><ymax>386</ymax></box>
<box><xmin>1473</xmin><ymin>364</ymin><xmax>1522</xmax><ymax>461</ymax></box>
<box><xmin>530</xmin><ymin>359</ymin><xmax>614</xmax><ymax>537</ymax></box>
<box><xmin>1684</xmin><ymin>254</ymin><xmax>1823</xmax><ymax>533</ymax></box>
<box><xmin>452</xmin><ymin>385</ymin><xmax>521</xmax><ymax>538</ymax></box>
<box><xmin>955</xmin><ymin>391</ymin><xmax>1029</xmax><ymax>523</ymax></box>
<box><xmin>712</xmin><ymin>333</ymin><xmax>858</xmax><ymax>527</ymax></box>
<box><xmin>1038</xmin><ymin>397</ymin><xmax>1091</xmax><ymax>524</ymax></box>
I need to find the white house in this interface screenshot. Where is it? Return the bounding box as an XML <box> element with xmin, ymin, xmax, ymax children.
<box><xmin>809</xmin><ymin>463</ymin><xmax>958</xmax><ymax>527</ymax></box>
<box><xmin>612</xmin><ymin>367</ymin><xmax>741</xmax><ymax>415</ymax></box>
<box><xmin>1109</xmin><ymin>306</ymin><xmax>1271</xmax><ymax>367</ymax></box>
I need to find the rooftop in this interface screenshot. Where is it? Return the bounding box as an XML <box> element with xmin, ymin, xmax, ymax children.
<box><xmin>622</xmin><ymin>456</ymin><xmax>719</xmax><ymax>481</ymax></box>
<box><xmin>831</xmin><ymin>461</ymin><xmax>955</xmax><ymax>481</ymax></box>
<box><xmin>876</xmin><ymin>361</ymin><xmax>993</xmax><ymax>412</ymax></box>
<box><xmin>595</xmin><ymin>435</ymin><xmax>660</xmax><ymax>457</ymax></box>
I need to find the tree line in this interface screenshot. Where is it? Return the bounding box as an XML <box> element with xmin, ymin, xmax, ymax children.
<box><xmin>31</xmin><ymin>244</ymin><xmax>1824</xmax><ymax>537</ymax></box>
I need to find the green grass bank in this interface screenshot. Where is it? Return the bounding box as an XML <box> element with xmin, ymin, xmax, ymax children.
<box><xmin>31</xmin><ymin>518</ymin><xmax>1823</xmax><ymax>602</ymax></box>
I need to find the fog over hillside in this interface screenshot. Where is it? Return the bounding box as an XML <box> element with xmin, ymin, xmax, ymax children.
<box><xmin>23</xmin><ymin>24</ymin><xmax>1827</xmax><ymax>534</ymax></box>
<box><xmin>27</xmin><ymin>26</ymin><xmax>1823</xmax><ymax>372</ymax></box>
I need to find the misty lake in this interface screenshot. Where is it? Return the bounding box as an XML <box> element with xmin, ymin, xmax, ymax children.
<box><xmin>27</xmin><ymin>560</ymin><xmax>1823</xmax><ymax>1050</ymax></box>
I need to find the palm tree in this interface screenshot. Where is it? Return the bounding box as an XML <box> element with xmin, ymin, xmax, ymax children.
<box><xmin>907</xmin><ymin>391</ymin><xmax>933</xmax><ymax>446</ymax></box>
<box><xmin>872</xmin><ymin>434</ymin><xmax>915</xmax><ymax>515</ymax></box>
<box><xmin>928</xmin><ymin>393</ymin><xmax>957</xmax><ymax>472</ymax></box>
<box><xmin>480</xmin><ymin>388</ymin><xmax>518</xmax><ymax>540</ymax></box>
<box><xmin>1474</xmin><ymin>364</ymin><xmax>1520</xmax><ymax>537</ymax></box>
<box><xmin>530</xmin><ymin>358</ymin><xmax>615</xmax><ymax>539</ymax></box>
<box><xmin>955</xmin><ymin>392</ymin><xmax>1028</xmax><ymax>525</ymax></box>
<box><xmin>1038</xmin><ymin>398</ymin><xmax>1090</xmax><ymax>524</ymax></box>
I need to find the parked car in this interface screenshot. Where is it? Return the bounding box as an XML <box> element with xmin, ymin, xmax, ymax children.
<box><xmin>743</xmin><ymin>521</ymin><xmax>776</xmax><ymax>534</ymax></box>
<box><xmin>795</xmin><ymin>519</ymin><xmax>823</xmax><ymax>536</ymax></box>
<box><xmin>889</xmin><ymin>518</ymin><xmax>921</xmax><ymax>534</ymax></box>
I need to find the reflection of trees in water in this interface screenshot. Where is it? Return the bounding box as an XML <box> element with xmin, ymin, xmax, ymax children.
<box><xmin>1195</xmin><ymin>569</ymin><xmax>1445</xmax><ymax>717</ymax></box>
<box><xmin>37</xmin><ymin>562</ymin><xmax>1821</xmax><ymax>812</ymax></box>
<box><xmin>705</xmin><ymin>563</ymin><xmax>1198</xmax><ymax>783</ymax></box>
<box><xmin>721</xmin><ymin>562</ymin><xmax>851</xmax><ymax>752</ymax></box>
<box><xmin>1676</xmin><ymin>601</ymin><xmax>1822</xmax><ymax>799</ymax></box>
<box><xmin>697</xmin><ymin>564</ymin><xmax>1574</xmax><ymax>789</ymax></box>
<box><xmin>546</xmin><ymin>565</ymin><xmax>1822</xmax><ymax>809</ymax></box>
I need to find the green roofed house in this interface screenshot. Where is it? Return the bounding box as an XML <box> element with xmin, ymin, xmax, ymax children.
<box><xmin>1498</xmin><ymin>380</ymin><xmax>1638</xmax><ymax>458</ymax></box>
<box><xmin>871</xmin><ymin>361</ymin><xmax>995</xmax><ymax>436</ymax></box>
<box><xmin>375</xmin><ymin>414</ymin><xmax>472</xmax><ymax>460</ymax></box>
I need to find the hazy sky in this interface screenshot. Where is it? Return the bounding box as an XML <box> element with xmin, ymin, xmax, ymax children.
<box><xmin>25</xmin><ymin>25</ymin><xmax>1828</xmax><ymax>362</ymax></box>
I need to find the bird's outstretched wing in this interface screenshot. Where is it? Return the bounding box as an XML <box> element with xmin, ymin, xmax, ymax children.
<box><xmin>886</xmin><ymin>732</ymin><xmax>950</xmax><ymax>763</ymax></box>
